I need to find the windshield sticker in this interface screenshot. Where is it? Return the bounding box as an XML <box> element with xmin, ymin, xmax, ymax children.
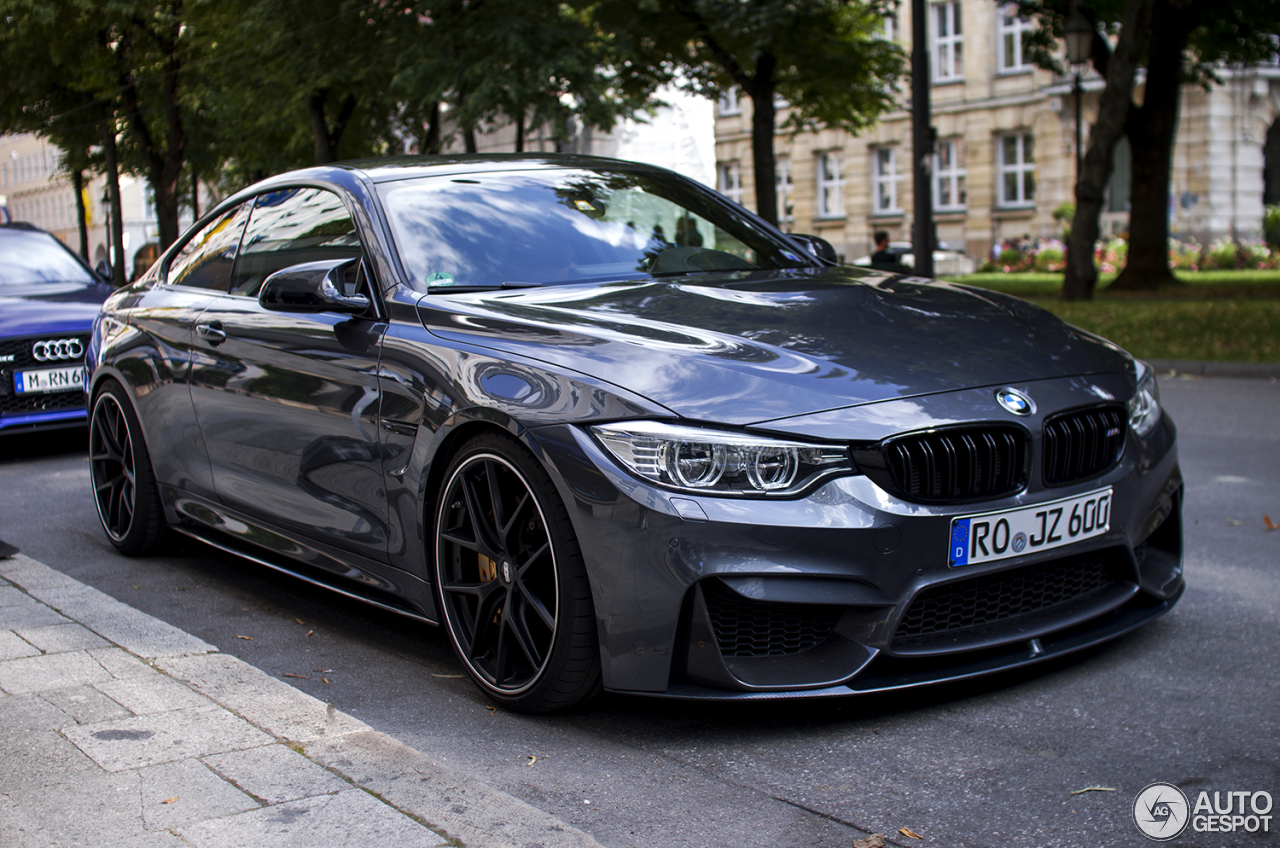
<box><xmin>425</xmin><ymin>272</ymin><xmax>456</xmax><ymax>287</ymax></box>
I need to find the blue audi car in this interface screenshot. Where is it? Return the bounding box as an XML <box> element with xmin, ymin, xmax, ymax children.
<box><xmin>1</xmin><ymin>223</ymin><xmax>113</xmax><ymax>434</ymax></box>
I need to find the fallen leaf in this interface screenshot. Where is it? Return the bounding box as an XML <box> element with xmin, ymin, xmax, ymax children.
<box><xmin>1071</xmin><ymin>786</ymin><xmax>1117</xmax><ymax>795</ymax></box>
<box><xmin>161</xmin><ymin>797</ymin><xmax>178</xmax><ymax>805</ymax></box>
<box><xmin>313</xmin><ymin>668</ymin><xmax>333</xmax><ymax>673</ymax></box>
<box><xmin>295</xmin><ymin>618</ymin><xmax>306</xmax><ymax>625</ymax></box>
<box><xmin>899</xmin><ymin>827</ymin><xmax>923</xmax><ymax>839</ymax></box>
<box><xmin>1265</xmin><ymin>515</ymin><xmax>1278</xmax><ymax>531</ymax></box>
<box><xmin>283</xmin><ymin>673</ymin><xmax>308</xmax><ymax>680</ymax></box>
<box><xmin>133</xmin><ymin>585</ymin><xmax>141</xmax><ymax>590</ymax></box>
<box><xmin>851</xmin><ymin>836</ymin><xmax>885</xmax><ymax>848</ymax></box>
<box><xmin>236</xmin><ymin>635</ymin><xmax>255</xmax><ymax>640</ymax></box>
<box><xmin>526</xmin><ymin>756</ymin><xmax>538</xmax><ymax>766</ymax></box>
<box><xmin>487</xmin><ymin>706</ymin><xmax>497</xmax><ymax>715</ymax></box>
<box><xmin>322</xmin><ymin>677</ymin><xmax>330</xmax><ymax>684</ymax></box>
<box><xmin>431</xmin><ymin>673</ymin><xmax>466</xmax><ymax>679</ymax></box>
<box><xmin>306</xmin><ymin>630</ymin><xmax>314</xmax><ymax>637</ymax></box>
<box><xmin>1227</xmin><ymin>517</ymin><xmax>1243</xmax><ymax>526</ymax></box>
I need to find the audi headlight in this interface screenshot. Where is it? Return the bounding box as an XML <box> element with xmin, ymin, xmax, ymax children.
<box><xmin>590</xmin><ymin>421</ymin><xmax>852</xmax><ymax>497</ymax></box>
<box><xmin>1128</xmin><ymin>360</ymin><xmax>1162</xmax><ymax>436</ymax></box>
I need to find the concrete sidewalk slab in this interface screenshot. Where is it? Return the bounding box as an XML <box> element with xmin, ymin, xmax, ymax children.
<box><xmin>0</xmin><ymin>551</ymin><xmax>606</xmax><ymax>848</ymax></box>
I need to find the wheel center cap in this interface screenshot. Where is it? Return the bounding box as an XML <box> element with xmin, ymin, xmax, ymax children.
<box><xmin>500</xmin><ymin>559</ymin><xmax>513</xmax><ymax>584</ymax></box>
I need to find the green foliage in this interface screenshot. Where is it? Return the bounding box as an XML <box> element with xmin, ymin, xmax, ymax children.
<box><xmin>1264</xmin><ymin>205</ymin><xmax>1280</xmax><ymax>249</ymax></box>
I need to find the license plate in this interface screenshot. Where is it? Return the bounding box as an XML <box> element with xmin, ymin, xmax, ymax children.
<box><xmin>14</xmin><ymin>363</ymin><xmax>85</xmax><ymax>394</ymax></box>
<box><xmin>948</xmin><ymin>487</ymin><xmax>1112</xmax><ymax>567</ymax></box>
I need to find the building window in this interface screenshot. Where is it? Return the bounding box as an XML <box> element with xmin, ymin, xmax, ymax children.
<box><xmin>997</xmin><ymin>6</ymin><xmax>1031</xmax><ymax>72</ymax></box>
<box><xmin>873</xmin><ymin>147</ymin><xmax>902</xmax><ymax>214</ymax></box>
<box><xmin>717</xmin><ymin>161</ymin><xmax>744</xmax><ymax>205</ymax></box>
<box><xmin>932</xmin><ymin>1</ymin><xmax>964</xmax><ymax>82</ymax></box>
<box><xmin>998</xmin><ymin>132</ymin><xmax>1036</xmax><ymax>206</ymax></box>
<box><xmin>881</xmin><ymin>13</ymin><xmax>898</xmax><ymax>41</ymax></box>
<box><xmin>817</xmin><ymin>152</ymin><xmax>844</xmax><ymax>217</ymax></box>
<box><xmin>717</xmin><ymin>87</ymin><xmax>741</xmax><ymax>116</ymax></box>
<box><xmin>776</xmin><ymin>158</ymin><xmax>794</xmax><ymax>227</ymax></box>
<box><xmin>933</xmin><ymin>140</ymin><xmax>967</xmax><ymax>210</ymax></box>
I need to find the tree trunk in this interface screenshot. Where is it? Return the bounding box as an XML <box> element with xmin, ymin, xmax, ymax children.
<box><xmin>749</xmin><ymin>55</ymin><xmax>778</xmax><ymax>226</ymax></box>
<box><xmin>1062</xmin><ymin>0</ymin><xmax>1154</xmax><ymax>301</ymax></box>
<box><xmin>423</xmin><ymin>101</ymin><xmax>442</xmax><ymax>154</ymax></box>
<box><xmin>72</xmin><ymin>169</ymin><xmax>89</xmax><ymax>261</ymax></box>
<box><xmin>191</xmin><ymin>169</ymin><xmax>199</xmax><ymax>219</ymax></box>
<box><xmin>515</xmin><ymin>111</ymin><xmax>525</xmax><ymax>153</ymax></box>
<box><xmin>1111</xmin><ymin>2</ymin><xmax>1189</xmax><ymax>290</ymax></box>
<box><xmin>464</xmin><ymin>127</ymin><xmax>478</xmax><ymax>153</ymax></box>
<box><xmin>101</xmin><ymin>120</ymin><xmax>127</xmax><ymax>287</ymax></box>
<box><xmin>309</xmin><ymin>91</ymin><xmax>336</xmax><ymax>164</ymax></box>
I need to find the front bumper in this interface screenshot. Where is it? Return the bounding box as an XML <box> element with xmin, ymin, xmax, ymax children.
<box><xmin>528</xmin><ymin>374</ymin><xmax>1184</xmax><ymax>700</ymax></box>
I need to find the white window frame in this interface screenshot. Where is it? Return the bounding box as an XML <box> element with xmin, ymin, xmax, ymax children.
<box><xmin>873</xmin><ymin>147</ymin><xmax>902</xmax><ymax>214</ymax></box>
<box><xmin>816</xmin><ymin>152</ymin><xmax>844</xmax><ymax>218</ymax></box>
<box><xmin>717</xmin><ymin>87</ymin><xmax>741</xmax><ymax>116</ymax></box>
<box><xmin>881</xmin><ymin>13</ymin><xmax>898</xmax><ymax>41</ymax></box>
<box><xmin>998</xmin><ymin>132</ymin><xmax>1036</xmax><ymax>207</ymax></box>
<box><xmin>932</xmin><ymin>1</ymin><xmax>964</xmax><ymax>82</ymax></box>
<box><xmin>717</xmin><ymin>161</ymin><xmax>744</xmax><ymax>205</ymax></box>
<box><xmin>997</xmin><ymin>5</ymin><xmax>1032</xmax><ymax>72</ymax></box>
<box><xmin>932</xmin><ymin>140</ymin><xmax>967</xmax><ymax>211</ymax></box>
<box><xmin>776</xmin><ymin>158</ymin><xmax>795</xmax><ymax>227</ymax></box>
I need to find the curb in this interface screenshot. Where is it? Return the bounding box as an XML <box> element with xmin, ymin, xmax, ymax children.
<box><xmin>1148</xmin><ymin>359</ymin><xmax>1280</xmax><ymax>380</ymax></box>
<box><xmin>0</xmin><ymin>552</ymin><xmax>604</xmax><ymax>848</ymax></box>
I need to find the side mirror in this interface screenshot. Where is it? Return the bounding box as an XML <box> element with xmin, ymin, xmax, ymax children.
<box><xmin>259</xmin><ymin>257</ymin><xmax>369</xmax><ymax>314</ymax></box>
<box><xmin>94</xmin><ymin>258</ymin><xmax>113</xmax><ymax>283</ymax></box>
<box><xmin>789</xmin><ymin>234</ymin><xmax>839</xmax><ymax>264</ymax></box>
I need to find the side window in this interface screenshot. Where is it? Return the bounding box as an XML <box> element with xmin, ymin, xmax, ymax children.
<box><xmin>229</xmin><ymin>187</ymin><xmax>364</xmax><ymax>297</ymax></box>
<box><xmin>166</xmin><ymin>202</ymin><xmax>253</xmax><ymax>290</ymax></box>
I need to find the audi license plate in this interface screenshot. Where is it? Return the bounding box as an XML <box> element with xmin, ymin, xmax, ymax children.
<box><xmin>14</xmin><ymin>364</ymin><xmax>85</xmax><ymax>394</ymax></box>
<box><xmin>948</xmin><ymin>487</ymin><xmax>1112</xmax><ymax>567</ymax></box>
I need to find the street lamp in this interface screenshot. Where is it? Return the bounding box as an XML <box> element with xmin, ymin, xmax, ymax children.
<box><xmin>1064</xmin><ymin>8</ymin><xmax>1093</xmax><ymax>195</ymax></box>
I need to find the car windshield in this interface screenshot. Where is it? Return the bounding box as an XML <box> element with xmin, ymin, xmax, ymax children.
<box><xmin>377</xmin><ymin>168</ymin><xmax>814</xmax><ymax>290</ymax></box>
<box><xmin>0</xmin><ymin>229</ymin><xmax>97</xmax><ymax>285</ymax></box>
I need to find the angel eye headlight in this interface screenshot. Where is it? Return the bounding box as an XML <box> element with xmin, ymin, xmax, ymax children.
<box><xmin>590</xmin><ymin>421</ymin><xmax>851</xmax><ymax>497</ymax></box>
<box><xmin>1128</xmin><ymin>360</ymin><xmax>1162</xmax><ymax>436</ymax></box>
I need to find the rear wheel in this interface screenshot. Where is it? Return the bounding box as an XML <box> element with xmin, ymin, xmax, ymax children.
<box><xmin>433</xmin><ymin>432</ymin><xmax>601</xmax><ymax>712</ymax></box>
<box><xmin>89</xmin><ymin>380</ymin><xmax>168</xmax><ymax>555</ymax></box>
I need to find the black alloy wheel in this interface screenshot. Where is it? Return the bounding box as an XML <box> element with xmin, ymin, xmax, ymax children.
<box><xmin>434</xmin><ymin>433</ymin><xmax>600</xmax><ymax>712</ymax></box>
<box><xmin>89</xmin><ymin>381</ymin><xmax>167</xmax><ymax>555</ymax></box>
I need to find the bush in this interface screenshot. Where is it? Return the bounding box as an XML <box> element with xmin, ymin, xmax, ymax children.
<box><xmin>1034</xmin><ymin>247</ymin><xmax>1065</xmax><ymax>272</ymax></box>
<box><xmin>1264</xmin><ymin>204</ymin><xmax>1280</xmax><ymax>249</ymax></box>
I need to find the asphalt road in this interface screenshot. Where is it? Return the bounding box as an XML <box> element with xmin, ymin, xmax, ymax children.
<box><xmin>2</xmin><ymin>375</ymin><xmax>1277</xmax><ymax>848</ymax></box>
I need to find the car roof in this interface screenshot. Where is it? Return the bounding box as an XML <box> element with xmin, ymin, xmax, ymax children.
<box><xmin>293</xmin><ymin>153</ymin><xmax>675</xmax><ymax>185</ymax></box>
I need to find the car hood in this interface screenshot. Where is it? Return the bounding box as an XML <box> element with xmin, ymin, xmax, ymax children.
<box><xmin>0</xmin><ymin>282</ymin><xmax>112</xmax><ymax>338</ymax></box>
<box><xmin>418</xmin><ymin>267</ymin><xmax>1131</xmax><ymax>424</ymax></box>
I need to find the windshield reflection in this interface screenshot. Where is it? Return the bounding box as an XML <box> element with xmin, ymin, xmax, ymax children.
<box><xmin>378</xmin><ymin>169</ymin><xmax>812</xmax><ymax>290</ymax></box>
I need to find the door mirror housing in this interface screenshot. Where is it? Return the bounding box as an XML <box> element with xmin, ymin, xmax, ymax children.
<box><xmin>259</xmin><ymin>258</ymin><xmax>369</xmax><ymax>314</ymax></box>
<box><xmin>789</xmin><ymin>234</ymin><xmax>839</xmax><ymax>264</ymax></box>
<box><xmin>94</xmin><ymin>258</ymin><xmax>114</xmax><ymax>284</ymax></box>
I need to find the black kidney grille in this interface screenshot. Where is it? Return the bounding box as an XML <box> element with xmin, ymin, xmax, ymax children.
<box><xmin>883</xmin><ymin>426</ymin><xmax>1027</xmax><ymax>502</ymax></box>
<box><xmin>702</xmin><ymin>580</ymin><xmax>840</xmax><ymax>658</ymax></box>
<box><xmin>894</xmin><ymin>552</ymin><xmax>1114</xmax><ymax>640</ymax></box>
<box><xmin>1043</xmin><ymin>405</ymin><xmax>1125</xmax><ymax>486</ymax></box>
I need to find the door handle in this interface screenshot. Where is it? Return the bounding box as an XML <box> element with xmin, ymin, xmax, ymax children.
<box><xmin>196</xmin><ymin>322</ymin><xmax>227</xmax><ymax>345</ymax></box>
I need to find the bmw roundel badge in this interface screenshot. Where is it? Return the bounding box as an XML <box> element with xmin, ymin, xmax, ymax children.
<box><xmin>996</xmin><ymin>387</ymin><xmax>1035</xmax><ymax>416</ymax></box>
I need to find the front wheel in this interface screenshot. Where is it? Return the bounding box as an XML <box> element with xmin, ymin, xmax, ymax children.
<box><xmin>89</xmin><ymin>380</ymin><xmax>168</xmax><ymax>555</ymax></box>
<box><xmin>433</xmin><ymin>432</ymin><xmax>601</xmax><ymax>712</ymax></box>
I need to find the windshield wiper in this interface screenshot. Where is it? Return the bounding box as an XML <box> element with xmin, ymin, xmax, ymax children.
<box><xmin>428</xmin><ymin>280</ymin><xmax>547</xmax><ymax>293</ymax></box>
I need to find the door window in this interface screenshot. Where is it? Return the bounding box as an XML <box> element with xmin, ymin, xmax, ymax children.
<box><xmin>166</xmin><ymin>202</ymin><xmax>253</xmax><ymax>290</ymax></box>
<box><xmin>229</xmin><ymin>188</ymin><xmax>364</xmax><ymax>297</ymax></box>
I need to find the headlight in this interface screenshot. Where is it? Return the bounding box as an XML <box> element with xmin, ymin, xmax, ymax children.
<box><xmin>590</xmin><ymin>421</ymin><xmax>852</xmax><ymax>497</ymax></box>
<box><xmin>1128</xmin><ymin>360</ymin><xmax>1162</xmax><ymax>436</ymax></box>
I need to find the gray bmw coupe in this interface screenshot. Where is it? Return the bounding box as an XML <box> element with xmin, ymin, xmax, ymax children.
<box><xmin>87</xmin><ymin>156</ymin><xmax>1182</xmax><ymax>712</ymax></box>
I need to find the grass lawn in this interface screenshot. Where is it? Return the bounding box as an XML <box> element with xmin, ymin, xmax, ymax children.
<box><xmin>937</xmin><ymin>269</ymin><xmax>1280</xmax><ymax>362</ymax></box>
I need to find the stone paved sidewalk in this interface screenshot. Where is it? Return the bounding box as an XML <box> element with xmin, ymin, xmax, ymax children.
<box><xmin>0</xmin><ymin>551</ymin><xmax>604</xmax><ymax>848</ymax></box>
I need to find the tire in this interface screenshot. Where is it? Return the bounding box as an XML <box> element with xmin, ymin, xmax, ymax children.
<box><xmin>433</xmin><ymin>432</ymin><xmax>601</xmax><ymax>712</ymax></box>
<box><xmin>89</xmin><ymin>380</ymin><xmax>169</xmax><ymax>555</ymax></box>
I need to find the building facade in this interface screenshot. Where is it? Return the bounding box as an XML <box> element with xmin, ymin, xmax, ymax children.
<box><xmin>0</xmin><ymin>132</ymin><xmax>192</xmax><ymax>279</ymax></box>
<box><xmin>713</xmin><ymin>3</ymin><xmax>1280</xmax><ymax>263</ymax></box>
